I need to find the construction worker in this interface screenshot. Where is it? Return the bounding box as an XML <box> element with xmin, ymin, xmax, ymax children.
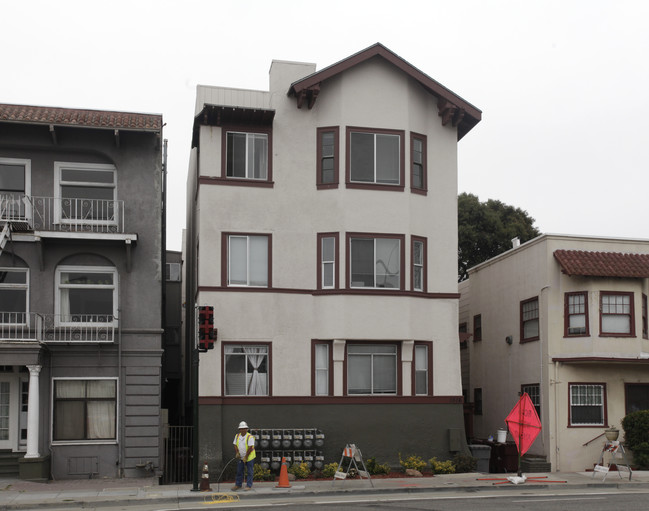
<box><xmin>232</xmin><ymin>420</ymin><xmax>256</xmax><ymax>491</ymax></box>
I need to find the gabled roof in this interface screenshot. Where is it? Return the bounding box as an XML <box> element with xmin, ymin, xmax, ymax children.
<box><xmin>554</xmin><ymin>249</ymin><xmax>649</xmax><ymax>278</ymax></box>
<box><xmin>0</xmin><ymin>103</ymin><xmax>162</xmax><ymax>132</ymax></box>
<box><xmin>288</xmin><ymin>43</ymin><xmax>481</xmax><ymax>140</ymax></box>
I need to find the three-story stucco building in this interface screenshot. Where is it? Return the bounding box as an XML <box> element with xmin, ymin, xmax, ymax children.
<box><xmin>185</xmin><ymin>44</ymin><xmax>481</xmax><ymax>468</ymax></box>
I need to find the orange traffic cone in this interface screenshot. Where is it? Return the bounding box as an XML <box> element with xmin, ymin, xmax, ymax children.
<box><xmin>199</xmin><ymin>461</ymin><xmax>212</xmax><ymax>491</ymax></box>
<box><xmin>275</xmin><ymin>457</ymin><xmax>291</xmax><ymax>488</ymax></box>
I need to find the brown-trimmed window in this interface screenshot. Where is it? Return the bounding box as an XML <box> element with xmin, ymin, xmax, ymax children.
<box><xmin>565</xmin><ymin>292</ymin><xmax>588</xmax><ymax>337</ymax></box>
<box><xmin>569</xmin><ymin>383</ymin><xmax>605</xmax><ymax>426</ymax></box>
<box><xmin>411</xmin><ymin>236</ymin><xmax>426</xmax><ymax>292</ymax></box>
<box><xmin>346</xmin><ymin>127</ymin><xmax>404</xmax><ymax>190</ymax></box>
<box><xmin>223</xmin><ymin>343</ymin><xmax>270</xmax><ymax>396</ymax></box>
<box><xmin>347</xmin><ymin>233</ymin><xmax>405</xmax><ymax>290</ymax></box>
<box><xmin>312</xmin><ymin>340</ymin><xmax>332</xmax><ymax>396</ymax></box>
<box><xmin>410</xmin><ymin>133</ymin><xmax>427</xmax><ymax>193</ymax></box>
<box><xmin>521</xmin><ymin>297</ymin><xmax>540</xmax><ymax>342</ymax></box>
<box><xmin>223</xmin><ymin>233</ymin><xmax>271</xmax><ymax>288</ymax></box>
<box><xmin>317</xmin><ymin>233</ymin><xmax>339</xmax><ymax>290</ymax></box>
<box><xmin>413</xmin><ymin>342</ymin><xmax>432</xmax><ymax>396</ymax></box>
<box><xmin>600</xmin><ymin>291</ymin><xmax>634</xmax><ymax>336</ymax></box>
<box><xmin>459</xmin><ymin>322</ymin><xmax>468</xmax><ymax>349</ymax></box>
<box><xmin>521</xmin><ymin>383</ymin><xmax>541</xmax><ymax>419</ymax></box>
<box><xmin>473</xmin><ymin>314</ymin><xmax>482</xmax><ymax>341</ymax></box>
<box><xmin>642</xmin><ymin>294</ymin><xmax>648</xmax><ymax>339</ymax></box>
<box><xmin>317</xmin><ymin>127</ymin><xmax>339</xmax><ymax>188</ymax></box>
<box><xmin>222</xmin><ymin>127</ymin><xmax>272</xmax><ymax>183</ymax></box>
<box><xmin>346</xmin><ymin>343</ymin><xmax>399</xmax><ymax>395</ymax></box>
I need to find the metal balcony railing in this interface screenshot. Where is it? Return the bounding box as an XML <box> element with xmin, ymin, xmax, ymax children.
<box><xmin>0</xmin><ymin>194</ymin><xmax>125</xmax><ymax>234</ymax></box>
<box><xmin>0</xmin><ymin>313</ymin><xmax>115</xmax><ymax>343</ymax></box>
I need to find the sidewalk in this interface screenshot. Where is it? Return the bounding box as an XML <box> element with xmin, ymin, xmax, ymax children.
<box><xmin>1</xmin><ymin>470</ymin><xmax>649</xmax><ymax>510</ymax></box>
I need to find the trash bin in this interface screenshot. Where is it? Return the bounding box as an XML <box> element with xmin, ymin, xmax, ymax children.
<box><xmin>468</xmin><ymin>444</ymin><xmax>492</xmax><ymax>473</ymax></box>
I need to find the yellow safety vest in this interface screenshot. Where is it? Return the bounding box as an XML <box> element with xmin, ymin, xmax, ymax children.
<box><xmin>235</xmin><ymin>432</ymin><xmax>256</xmax><ymax>461</ymax></box>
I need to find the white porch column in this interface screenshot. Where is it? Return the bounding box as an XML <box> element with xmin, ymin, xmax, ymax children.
<box><xmin>25</xmin><ymin>364</ymin><xmax>41</xmax><ymax>458</ymax></box>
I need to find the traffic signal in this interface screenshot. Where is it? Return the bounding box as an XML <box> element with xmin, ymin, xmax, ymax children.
<box><xmin>198</xmin><ymin>306</ymin><xmax>215</xmax><ymax>351</ymax></box>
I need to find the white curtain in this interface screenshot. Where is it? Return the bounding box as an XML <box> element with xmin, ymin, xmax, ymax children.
<box><xmin>87</xmin><ymin>401</ymin><xmax>115</xmax><ymax>439</ymax></box>
<box><xmin>244</xmin><ymin>346</ymin><xmax>267</xmax><ymax>396</ymax></box>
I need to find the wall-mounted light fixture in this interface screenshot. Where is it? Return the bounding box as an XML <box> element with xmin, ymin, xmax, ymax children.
<box><xmin>506</xmin><ymin>335</ymin><xmax>513</xmax><ymax>345</ymax></box>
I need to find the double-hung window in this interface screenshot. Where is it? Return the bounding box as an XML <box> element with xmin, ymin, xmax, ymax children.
<box><xmin>565</xmin><ymin>292</ymin><xmax>588</xmax><ymax>336</ymax></box>
<box><xmin>414</xmin><ymin>343</ymin><xmax>431</xmax><ymax>395</ymax></box>
<box><xmin>53</xmin><ymin>378</ymin><xmax>117</xmax><ymax>441</ymax></box>
<box><xmin>313</xmin><ymin>341</ymin><xmax>331</xmax><ymax>396</ymax></box>
<box><xmin>520</xmin><ymin>297</ymin><xmax>539</xmax><ymax>342</ymax></box>
<box><xmin>473</xmin><ymin>314</ymin><xmax>482</xmax><ymax>341</ymax></box>
<box><xmin>56</xmin><ymin>266</ymin><xmax>117</xmax><ymax>325</ymax></box>
<box><xmin>569</xmin><ymin>383</ymin><xmax>605</xmax><ymax>426</ymax></box>
<box><xmin>600</xmin><ymin>292</ymin><xmax>634</xmax><ymax>336</ymax></box>
<box><xmin>410</xmin><ymin>133</ymin><xmax>427</xmax><ymax>193</ymax></box>
<box><xmin>347</xmin><ymin>344</ymin><xmax>397</xmax><ymax>395</ymax></box>
<box><xmin>642</xmin><ymin>294</ymin><xmax>647</xmax><ymax>339</ymax></box>
<box><xmin>0</xmin><ymin>268</ymin><xmax>28</xmax><ymax>325</ymax></box>
<box><xmin>54</xmin><ymin>162</ymin><xmax>117</xmax><ymax>225</ymax></box>
<box><xmin>347</xmin><ymin>127</ymin><xmax>404</xmax><ymax>188</ymax></box>
<box><xmin>226</xmin><ymin>234</ymin><xmax>270</xmax><ymax>287</ymax></box>
<box><xmin>0</xmin><ymin>157</ymin><xmax>30</xmax><ymax>221</ymax></box>
<box><xmin>317</xmin><ymin>127</ymin><xmax>339</xmax><ymax>187</ymax></box>
<box><xmin>225</xmin><ymin>131</ymin><xmax>269</xmax><ymax>180</ymax></box>
<box><xmin>522</xmin><ymin>383</ymin><xmax>541</xmax><ymax>419</ymax></box>
<box><xmin>317</xmin><ymin>233</ymin><xmax>338</xmax><ymax>290</ymax></box>
<box><xmin>348</xmin><ymin>234</ymin><xmax>403</xmax><ymax>290</ymax></box>
<box><xmin>411</xmin><ymin>237</ymin><xmax>426</xmax><ymax>292</ymax></box>
<box><xmin>224</xmin><ymin>344</ymin><xmax>269</xmax><ymax>396</ymax></box>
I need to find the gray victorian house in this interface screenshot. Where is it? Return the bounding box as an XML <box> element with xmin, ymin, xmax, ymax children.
<box><xmin>0</xmin><ymin>104</ymin><xmax>164</xmax><ymax>480</ymax></box>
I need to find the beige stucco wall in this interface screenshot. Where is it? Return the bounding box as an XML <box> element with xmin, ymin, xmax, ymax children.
<box><xmin>464</xmin><ymin>234</ymin><xmax>649</xmax><ymax>472</ymax></box>
<box><xmin>193</xmin><ymin>57</ymin><xmax>463</xmax><ymax>400</ymax></box>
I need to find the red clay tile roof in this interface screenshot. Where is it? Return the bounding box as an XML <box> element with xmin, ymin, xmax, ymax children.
<box><xmin>554</xmin><ymin>249</ymin><xmax>649</xmax><ymax>278</ymax></box>
<box><xmin>0</xmin><ymin>104</ymin><xmax>162</xmax><ymax>132</ymax></box>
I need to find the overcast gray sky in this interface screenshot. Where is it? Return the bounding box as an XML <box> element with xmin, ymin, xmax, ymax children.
<box><xmin>3</xmin><ymin>0</ymin><xmax>648</xmax><ymax>251</ymax></box>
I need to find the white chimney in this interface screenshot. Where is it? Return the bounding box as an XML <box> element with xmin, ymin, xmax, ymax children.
<box><xmin>512</xmin><ymin>237</ymin><xmax>520</xmax><ymax>249</ymax></box>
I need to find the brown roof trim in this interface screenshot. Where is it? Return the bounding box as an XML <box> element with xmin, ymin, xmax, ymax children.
<box><xmin>0</xmin><ymin>103</ymin><xmax>162</xmax><ymax>132</ymax></box>
<box><xmin>554</xmin><ymin>249</ymin><xmax>649</xmax><ymax>278</ymax></box>
<box><xmin>288</xmin><ymin>43</ymin><xmax>481</xmax><ymax>140</ymax></box>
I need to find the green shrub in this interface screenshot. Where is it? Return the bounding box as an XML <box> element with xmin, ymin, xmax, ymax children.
<box><xmin>429</xmin><ymin>457</ymin><xmax>455</xmax><ymax>474</ymax></box>
<box><xmin>622</xmin><ymin>410</ymin><xmax>649</xmax><ymax>469</ymax></box>
<box><xmin>365</xmin><ymin>457</ymin><xmax>391</xmax><ymax>475</ymax></box>
<box><xmin>253</xmin><ymin>463</ymin><xmax>274</xmax><ymax>481</ymax></box>
<box><xmin>288</xmin><ymin>462</ymin><xmax>311</xmax><ymax>479</ymax></box>
<box><xmin>398</xmin><ymin>453</ymin><xmax>427</xmax><ymax>472</ymax></box>
<box><xmin>452</xmin><ymin>453</ymin><xmax>477</xmax><ymax>473</ymax></box>
<box><xmin>322</xmin><ymin>462</ymin><xmax>339</xmax><ymax>478</ymax></box>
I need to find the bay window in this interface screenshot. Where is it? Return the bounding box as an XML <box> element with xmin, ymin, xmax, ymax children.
<box><xmin>411</xmin><ymin>237</ymin><xmax>426</xmax><ymax>292</ymax></box>
<box><xmin>347</xmin><ymin>344</ymin><xmax>397</xmax><ymax>395</ymax></box>
<box><xmin>600</xmin><ymin>292</ymin><xmax>634</xmax><ymax>336</ymax></box>
<box><xmin>317</xmin><ymin>127</ymin><xmax>339</xmax><ymax>187</ymax></box>
<box><xmin>348</xmin><ymin>234</ymin><xmax>403</xmax><ymax>290</ymax></box>
<box><xmin>414</xmin><ymin>343</ymin><xmax>430</xmax><ymax>395</ymax></box>
<box><xmin>313</xmin><ymin>341</ymin><xmax>331</xmax><ymax>396</ymax></box>
<box><xmin>410</xmin><ymin>133</ymin><xmax>426</xmax><ymax>192</ymax></box>
<box><xmin>317</xmin><ymin>233</ymin><xmax>338</xmax><ymax>290</ymax></box>
<box><xmin>346</xmin><ymin>127</ymin><xmax>404</xmax><ymax>188</ymax></box>
<box><xmin>565</xmin><ymin>291</ymin><xmax>588</xmax><ymax>336</ymax></box>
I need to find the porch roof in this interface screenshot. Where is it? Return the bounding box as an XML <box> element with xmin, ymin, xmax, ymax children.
<box><xmin>554</xmin><ymin>249</ymin><xmax>649</xmax><ymax>278</ymax></box>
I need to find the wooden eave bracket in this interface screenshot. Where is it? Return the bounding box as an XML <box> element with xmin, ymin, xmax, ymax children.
<box><xmin>114</xmin><ymin>129</ymin><xmax>120</xmax><ymax>148</ymax></box>
<box><xmin>296</xmin><ymin>84</ymin><xmax>320</xmax><ymax>109</ymax></box>
<box><xmin>437</xmin><ymin>98</ymin><xmax>465</xmax><ymax>128</ymax></box>
<box><xmin>125</xmin><ymin>238</ymin><xmax>132</xmax><ymax>273</ymax></box>
<box><xmin>49</xmin><ymin>125</ymin><xmax>57</xmax><ymax>145</ymax></box>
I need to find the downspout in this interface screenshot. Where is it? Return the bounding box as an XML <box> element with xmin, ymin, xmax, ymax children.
<box><xmin>553</xmin><ymin>360</ymin><xmax>560</xmax><ymax>471</ymax></box>
<box><xmin>117</xmin><ymin>274</ymin><xmax>123</xmax><ymax>477</ymax></box>
<box><xmin>161</xmin><ymin>139</ymin><xmax>168</xmax><ymax>476</ymax></box>
<box><xmin>539</xmin><ymin>285</ymin><xmax>550</xmax><ymax>455</ymax></box>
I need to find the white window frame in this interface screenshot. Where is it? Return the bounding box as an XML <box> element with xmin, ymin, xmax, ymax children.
<box><xmin>0</xmin><ymin>268</ymin><xmax>29</xmax><ymax>326</ymax></box>
<box><xmin>0</xmin><ymin>157</ymin><xmax>32</xmax><ymax>222</ymax></box>
<box><xmin>54</xmin><ymin>162</ymin><xmax>117</xmax><ymax>226</ymax></box>
<box><xmin>227</xmin><ymin>235</ymin><xmax>269</xmax><ymax>287</ymax></box>
<box><xmin>51</xmin><ymin>377</ymin><xmax>118</xmax><ymax>445</ymax></box>
<box><xmin>226</xmin><ymin>132</ymin><xmax>269</xmax><ymax>180</ymax></box>
<box><xmin>569</xmin><ymin>383</ymin><xmax>605</xmax><ymax>426</ymax></box>
<box><xmin>55</xmin><ymin>265</ymin><xmax>118</xmax><ymax>327</ymax></box>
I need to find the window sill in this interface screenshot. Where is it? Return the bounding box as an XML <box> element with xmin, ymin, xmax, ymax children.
<box><xmin>51</xmin><ymin>440</ymin><xmax>117</xmax><ymax>445</ymax></box>
<box><xmin>345</xmin><ymin>182</ymin><xmax>404</xmax><ymax>192</ymax></box>
<box><xmin>410</xmin><ymin>187</ymin><xmax>427</xmax><ymax>196</ymax></box>
<box><xmin>316</xmin><ymin>183</ymin><xmax>339</xmax><ymax>190</ymax></box>
<box><xmin>199</xmin><ymin>176</ymin><xmax>274</xmax><ymax>188</ymax></box>
<box><xmin>520</xmin><ymin>337</ymin><xmax>540</xmax><ymax>343</ymax></box>
<box><xmin>599</xmin><ymin>333</ymin><xmax>636</xmax><ymax>338</ymax></box>
<box><xmin>563</xmin><ymin>334</ymin><xmax>590</xmax><ymax>338</ymax></box>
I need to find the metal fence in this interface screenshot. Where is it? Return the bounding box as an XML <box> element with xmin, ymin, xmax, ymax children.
<box><xmin>161</xmin><ymin>425</ymin><xmax>193</xmax><ymax>484</ymax></box>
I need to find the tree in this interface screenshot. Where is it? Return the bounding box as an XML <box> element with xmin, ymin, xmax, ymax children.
<box><xmin>458</xmin><ymin>193</ymin><xmax>540</xmax><ymax>282</ymax></box>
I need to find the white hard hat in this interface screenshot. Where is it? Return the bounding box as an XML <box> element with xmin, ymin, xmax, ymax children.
<box><xmin>238</xmin><ymin>421</ymin><xmax>249</xmax><ymax>429</ymax></box>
